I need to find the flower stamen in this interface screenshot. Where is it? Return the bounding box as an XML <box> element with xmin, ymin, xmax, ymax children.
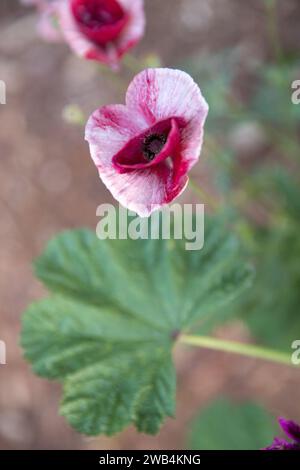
<box><xmin>142</xmin><ymin>133</ymin><xmax>167</xmax><ymax>161</ymax></box>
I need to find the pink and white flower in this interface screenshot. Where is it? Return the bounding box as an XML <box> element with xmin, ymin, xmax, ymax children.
<box><xmin>21</xmin><ymin>0</ymin><xmax>145</xmax><ymax>68</ymax></box>
<box><xmin>58</xmin><ymin>0</ymin><xmax>145</xmax><ymax>68</ymax></box>
<box><xmin>85</xmin><ymin>68</ymin><xmax>209</xmax><ymax>217</ymax></box>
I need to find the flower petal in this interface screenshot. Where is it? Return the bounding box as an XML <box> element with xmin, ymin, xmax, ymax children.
<box><xmin>37</xmin><ymin>1</ymin><xmax>63</xmax><ymax>43</ymax></box>
<box><xmin>71</xmin><ymin>0</ymin><xmax>129</xmax><ymax>45</ymax></box>
<box><xmin>116</xmin><ymin>0</ymin><xmax>145</xmax><ymax>57</ymax></box>
<box><xmin>85</xmin><ymin>105</ymin><xmax>187</xmax><ymax>216</ymax></box>
<box><xmin>264</xmin><ymin>437</ymin><xmax>300</xmax><ymax>451</ymax></box>
<box><xmin>58</xmin><ymin>0</ymin><xmax>145</xmax><ymax>68</ymax></box>
<box><xmin>58</xmin><ymin>1</ymin><xmax>106</xmax><ymax>63</ymax></box>
<box><xmin>98</xmin><ymin>162</ymin><xmax>188</xmax><ymax>217</ymax></box>
<box><xmin>126</xmin><ymin>68</ymin><xmax>209</xmax><ymax>170</ymax></box>
<box><xmin>86</xmin><ymin>104</ymin><xmax>148</xmax><ymax>162</ymax></box>
<box><xmin>279</xmin><ymin>418</ymin><xmax>300</xmax><ymax>444</ymax></box>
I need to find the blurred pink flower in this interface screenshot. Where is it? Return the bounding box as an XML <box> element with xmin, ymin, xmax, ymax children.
<box><xmin>21</xmin><ymin>0</ymin><xmax>145</xmax><ymax>67</ymax></box>
<box><xmin>58</xmin><ymin>0</ymin><xmax>145</xmax><ymax>68</ymax></box>
<box><xmin>85</xmin><ymin>68</ymin><xmax>209</xmax><ymax>217</ymax></box>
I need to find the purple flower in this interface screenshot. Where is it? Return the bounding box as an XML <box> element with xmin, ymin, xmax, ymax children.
<box><xmin>264</xmin><ymin>418</ymin><xmax>300</xmax><ymax>450</ymax></box>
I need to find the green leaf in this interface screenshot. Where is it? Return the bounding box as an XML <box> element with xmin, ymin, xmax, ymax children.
<box><xmin>61</xmin><ymin>348</ymin><xmax>175</xmax><ymax>436</ymax></box>
<box><xmin>21</xmin><ymin>218</ymin><xmax>251</xmax><ymax>436</ymax></box>
<box><xmin>187</xmin><ymin>399</ymin><xmax>275</xmax><ymax>450</ymax></box>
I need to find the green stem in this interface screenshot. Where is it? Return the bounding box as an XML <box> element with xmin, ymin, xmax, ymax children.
<box><xmin>180</xmin><ymin>334</ymin><xmax>295</xmax><ymax>367</ymax></box>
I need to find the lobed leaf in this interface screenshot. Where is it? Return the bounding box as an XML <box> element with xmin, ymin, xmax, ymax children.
<box><xmin>22</xmin><ymin>219</ymin><xmax>251</xmax><ymax>436</ymax></box>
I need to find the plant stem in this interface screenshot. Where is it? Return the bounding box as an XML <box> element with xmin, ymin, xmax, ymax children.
<box><xmin>180</xmin><ymin>334</ymin><xmax>295</xmax><ymax>367</ymax></box>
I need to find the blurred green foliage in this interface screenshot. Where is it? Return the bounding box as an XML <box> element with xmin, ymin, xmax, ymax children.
<box><xmin>182</xmin><ymin>43</ymin><xmax>300</xmax><ymax>351</ymax></box>
<box><xmin>187</xmin><ymin>398</ymin><xmax>275</xmax><ymax>450</ymax></box>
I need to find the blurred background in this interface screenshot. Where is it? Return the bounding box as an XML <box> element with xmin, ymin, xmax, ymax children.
<box><xmin>0</xmin><ymin>0</ymin><xmax>300</xmax><ymax>450</ymax></box>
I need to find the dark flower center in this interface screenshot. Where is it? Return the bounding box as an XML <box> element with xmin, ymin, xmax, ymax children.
<box><xmin>142</xmin><ymin>133</ymin><xmax>167</xmax><ymax>161</ymax></box>
<box><xmin>75</xmin><ymin>1</ymin><xmax>122</xmax><ymax>28</ymax></box>
<box><xmin>112</xmin><ymin>117</ymin><xmax>183</xmax><ymax>173</ymax></box>
<box><xmin>71</xmin><ymin>0</ymin><xmax>128</xmax><ymax>46</ymax></box>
